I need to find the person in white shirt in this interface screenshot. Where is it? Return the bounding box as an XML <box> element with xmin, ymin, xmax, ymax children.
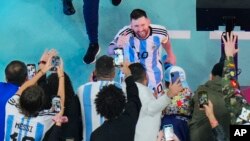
<box><xmin>128</xmin><ymin>63</ymin><xmax>182</xmax><ymax>141</ymax></box>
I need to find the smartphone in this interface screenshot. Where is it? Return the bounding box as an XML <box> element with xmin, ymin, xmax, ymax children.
<box><xmin>51</xmin><ymin>56</ymin><xmax>60</xmax><ymax>72</ymax></box>
<box><xmin>27</xmin><ymin>64</ymin><xmax>36</xmax><ymax>80</ymax></box>
<box><xmin>52</xmin><ymin>96</ymin><xmax>61</xmax><ymax>113</ymax></box>
<box><xmin>198</xmin><ymin>91</ymin><xmax>208</xmax><ymax>108</ymax></box>
<box><xmin>163</xmin><ymin>124</ymin><xmax>174</xmax><ymax>141</ymax></box>
<box><xmin>170</xmin><ymin>71</ymin><xmax>180</xmax><ymax>84</ymax></box>
<box><xmin>114</xmin><ymin>48</ymin><xmax>124</xmax><ymax>67</ymax></box>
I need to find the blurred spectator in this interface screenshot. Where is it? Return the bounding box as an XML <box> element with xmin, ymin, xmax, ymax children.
<box><xmin>0</xmin><ymin>60</ymin><xmax>27</xmax><ymax>141</ymax></box>
<box><xmin>128</xmin><ymin>63</ymin><xmax>182</xmax><ymax>141</ymax></box>
<box><xmin>161</xmin><ymin>65</ymin><xmax>193</xmax><ymax>141</ymax></box>
<box><xmin>77</xmin><ymin>55</ymin><xmax>121</xmax><ymax>141</ymax></box>
<box><xmin>4</xmin><ymin>57</ymin><xmax>66</xmax><ymax>140</ymax></box>
<box><xmin>204</xmin><ymin>100</ymin><xmax>228</xmax><ymax>141</ymax></box>
<box><xmin>90</xmin><ymin>61</ymin><xmax>141</xmax><ymax>141</ymax></box>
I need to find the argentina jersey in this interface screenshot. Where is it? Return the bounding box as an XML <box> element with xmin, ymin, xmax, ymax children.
<box><xmin>77</xmin><ymin>81</ymin><xmax>121</xmax><ymax>141</ymax></box>
<box><xmin>122</xmin><ymin>24</ymin><xmax>168</xmax><ymax>95</ymax></box>
<box><xmin>4</xmin><ymin>95</ymin><xmax>56</xmax><ymax>141</ymax></box>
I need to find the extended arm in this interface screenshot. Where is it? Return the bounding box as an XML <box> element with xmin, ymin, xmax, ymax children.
<box><xmin>221</xmin><ymin>33</ymin><xmax>244</xmax><ymax>124</ymax></box>
<box><xmin>162</xmin><ymin>35</ymin><xmax>176</xmax><ymax>65</ymax></box>
<box><xmin>16</xmin><ymin>57</ymin><xmax>52</xmax><ymax>95</ymax></box>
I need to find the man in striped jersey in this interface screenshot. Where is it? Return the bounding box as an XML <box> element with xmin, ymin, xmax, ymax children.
<box><xmin>108</xmin><ymin>8</ymin><xmax>176</xmax><ymax>96</ymax></box>
<box><xmin>0</xmin><ymin>60</ymin><xmax>27</xmax><ymax>141</ymax></box>
<box><xmin>4</xmin><ymin>57</ymin><xmax>65</xmax><ymax>141</ymax></box>
<box><xmin>77</xmin><ymin>55</ymin><xmax>121</xmax><ymax>141</ymax></box>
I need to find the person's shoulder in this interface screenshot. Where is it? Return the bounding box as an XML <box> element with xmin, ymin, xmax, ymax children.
<box><xmin>135</xmin><ymin>82</ymin><xmax>148</xmax><ymax>90</ymax></box>
<box><xmin>77</xmin><ymin>82</ymin><xmax>97</xmax><ymax>92</ymax></box>
<box><xmin>0</xmin><ymin>82</ymin><xmax>18</xmax><ymax>89</ymax></box>
<box><xmin>150</xmin><ymin>24</ymin><xmax>168</xmax><ymax>36</ymax></box>
<box><xmin>91</xmin><ymin>125</ymin><xmax>105</xmax><ymax>140</ymax></box>
<box><xmin>150</xmin><ymin>24</ymin><xmax>167</xmax><ymax>30</ymax></box>
<box><xmin>118</xmin><ymin>25</ymin><xmax>134</xmax><ymax>35</ymax></box>
<box><xmin>8</xmin><ymin>94</ymin><xmax>20</xmax><ymax>104</ymax></box>
<box><xmin>135</xmin><ymin>82</ymin><xmax>154</xmax><ymax>99</ymax></box>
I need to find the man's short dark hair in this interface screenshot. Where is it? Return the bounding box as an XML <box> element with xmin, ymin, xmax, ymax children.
<box><xmin>95</xmin><ymin>55</ymin><xmax>115</xmax><ymax>78</ymax></box>
<box><xmin>95</xmin><ymin>85</ymin><xmax>126</xmax><ymax>120</ymax></box>
<box><xmin>211</xmin><ymin>61</ymin><xmax>224</xmax><ymax>77</ymax></box>
<box><xmin>19</xmin><ymin>85</ymin><xmax>46</xmax><ymax>117</ymax></box>
<box><xmin>129</xmin><ymin>63</ymin><xmax>147</xmax><ymax>83</ymax></box>
<box><xmin>130</xmin><ymin>9</ymin><xmax>147</xmax><ymax>20</ymax></box>
<box><xmin>5</xmin><ymin>60</ymin><xmax>27</xmax><ymax>86</ymax></box>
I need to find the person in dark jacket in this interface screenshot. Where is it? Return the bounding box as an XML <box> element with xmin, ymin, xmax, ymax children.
<box><xmin>90</xmin><ymin>62</ymin><xmax>141</xmax><ymax>141</ymax></box>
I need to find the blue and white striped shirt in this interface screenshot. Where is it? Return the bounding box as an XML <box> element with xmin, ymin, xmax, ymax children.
<box><xmin>77</xmin><ymin>81</ymin><xmax>121</xmax><ymax>141</ymax></box>
<box><xmin>4</xmin><ymin>95</ymin><xmax>56</xmax><ymax>141</ymax></box>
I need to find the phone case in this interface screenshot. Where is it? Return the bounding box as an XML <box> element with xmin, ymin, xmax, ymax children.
<box><xmin>163</xmin><ymin>124</ymin><xmax>174</xmax><ymax>140</ymax></box>
<box><xmin>27</xmin><ymin>64</ymin><xmax>36</xmax><ymax>80</ymax></box>
<box><xmin>51</xmin><ymin>56</ymin><xmax>60</xmax><ymax>72</ymax></box>
<box><xmin>114</xmin><ymin>48</ymin><xmax>124</xmax><ymax>67</ymax></box>
<box><xmin>170</xmin><ymin>71</ymin><xmax>180</xmax><ymax>84</ymax></box>
<box><xmin>198</xmin><ymin>91</ymin><xmax>208</xmax><ymax>108</ymax></box>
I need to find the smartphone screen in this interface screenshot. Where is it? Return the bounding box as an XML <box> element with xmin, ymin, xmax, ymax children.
<box><xmin>163</xmin><ymin>124</ymin><xmax>174</xmax><ymax>140</ymax></box>
<box><xmin>198</xmin><ymin>91</ymin><xmax>208</xmax><ymax>108</ymax></box>
<box><xmin>114</xmin><ymin>48</ymin><xmax>124</xmax><ymax>67</ymax></box>
<box><xmin>51</xmin><ymin>56</ymin><xmax>60</xmax><ymax>72</ymax></box>
<box><xmin>170</xmin><ymin>71</ymin><xmax>180</xmax><ymax>84</ymax></box>
<box><xmin>27</xmin><ymin>64</ymin><xmax>36</xmax><ymax>80</ymax></box>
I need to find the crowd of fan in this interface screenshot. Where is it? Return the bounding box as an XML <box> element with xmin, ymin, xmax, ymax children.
<box><xmin>0</xmin><ymin>8</ymin><xmax>249</xmax><ymax>141</ymax></box>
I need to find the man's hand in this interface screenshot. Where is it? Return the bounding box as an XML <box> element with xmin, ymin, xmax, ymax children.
<box><xmin>222</xmin><ymin>32</ymin><xmax>239</xmax><ymax>58</ymax></box>
<box><xmin>117</xmin><ymin>32</ymin><xmax>130</xmax><ymax>48</ymax></box>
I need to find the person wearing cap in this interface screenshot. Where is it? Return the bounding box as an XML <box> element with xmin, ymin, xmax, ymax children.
<box><xmin>161</xmin><ymin>65</ymin><xmax>193</xmax><ymax>141</ymax></box>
